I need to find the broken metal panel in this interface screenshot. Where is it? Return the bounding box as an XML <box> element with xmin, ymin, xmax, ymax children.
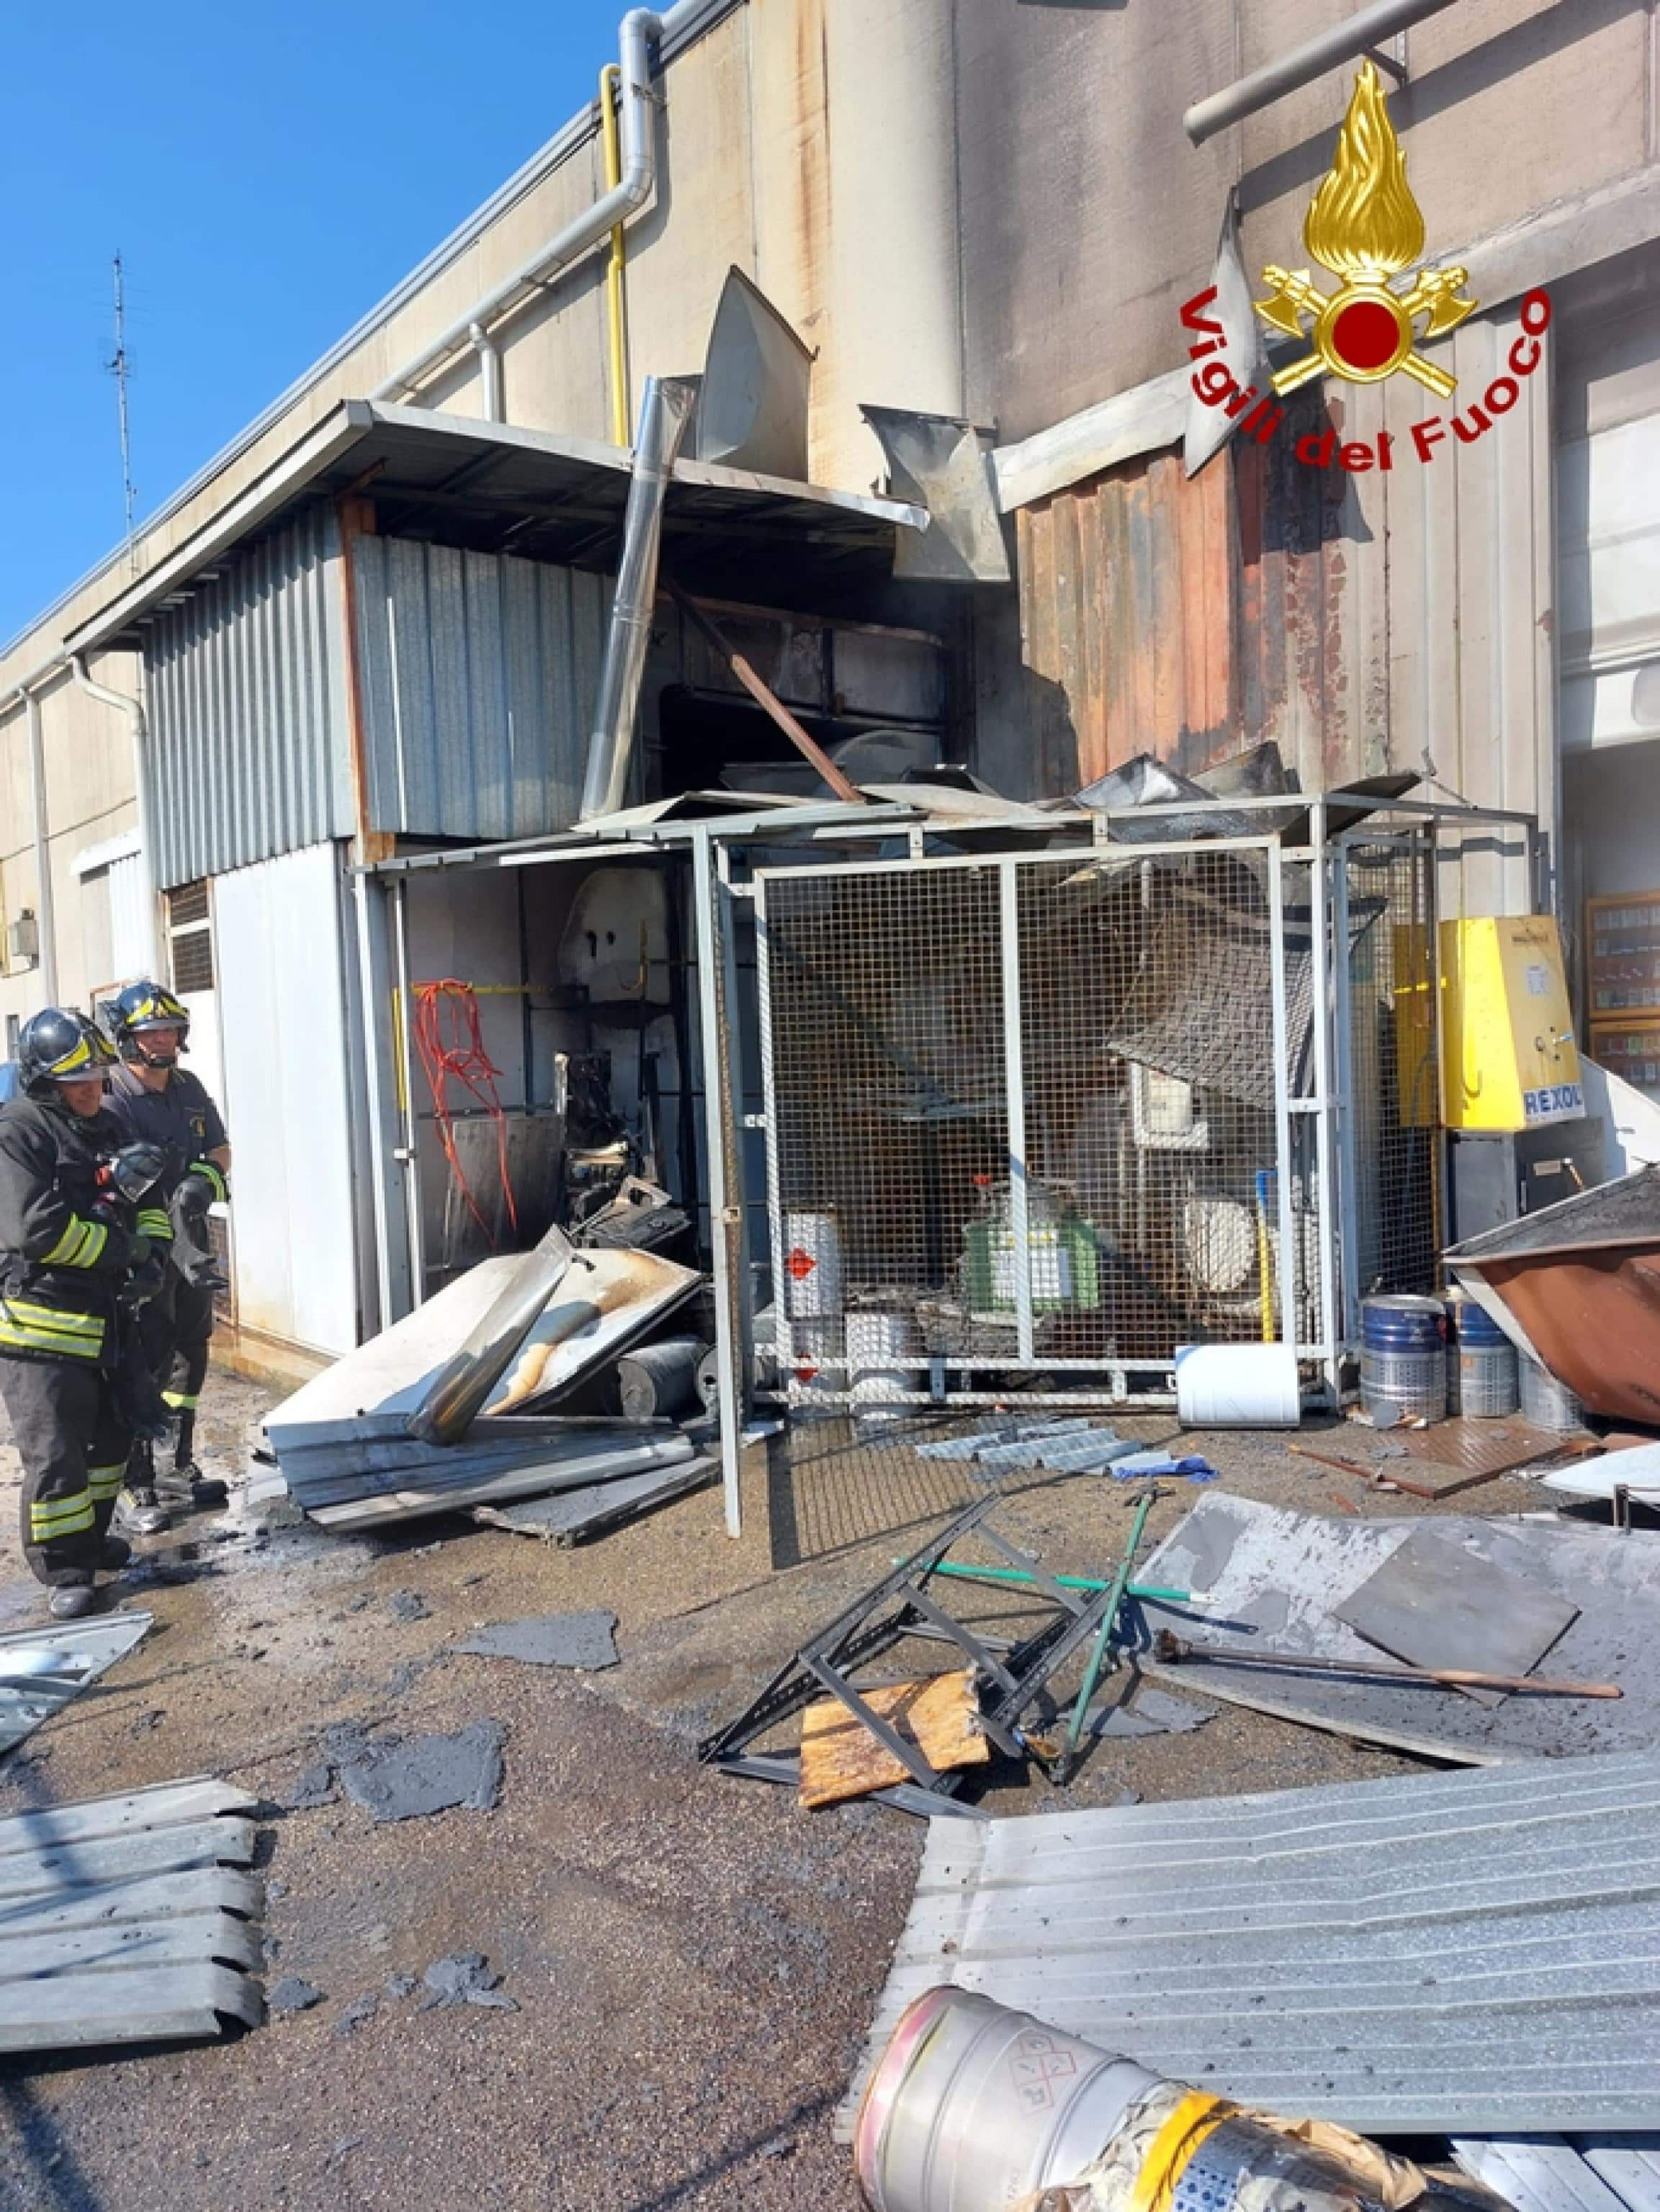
<box><xmin>0</xmin><ymin>1611</ymin><xmax>152</xmax><ymax>1760</ymax></box>
<box><xmin>843</xmin><ymin>1750</ymin><xmax>1660</xmax><ymax>2141</ymax></box>
<box><xmin>470</xmin><ymin>1452</ymin><xmax>717</xmax><ymax>1545</ymax></box>
<box><xmin>1138</xmin><ymin>1493</ymin><xmax>1660</xmax><ymax>1762</ymax></box>
<box><xmin>0</xmin><ymin>1779</ymin><xmax>265</xmax><ymax>2054</ymax></box>
<box><xmin>695</xmin><ymin>266</ymin><xmax>812</xmax><ymax>482</ymax></box>
<box><xmin>862</xmin><ymin>405</ymin><xmax>1010</xmax><ymax>584</ymax></box>
<box><xmin>351</xmin><ymin>534</ymin><xmax>612</xmax><ymax>842</ymax></box>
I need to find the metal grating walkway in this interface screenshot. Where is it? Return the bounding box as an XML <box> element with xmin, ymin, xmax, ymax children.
<box><xmin>843</xmin><ymin>1751</ymin><xmax>1660</xmax><ymax>2139</ymax></box>
<box><xmin>0</xmin><ymin>1777</ymin><xmax>265</xmax><ymax>2054</ymax></box>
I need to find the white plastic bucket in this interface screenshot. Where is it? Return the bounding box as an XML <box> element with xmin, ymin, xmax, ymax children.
<box><xmin>1175</xmin><ymin>1343</ymin><xmax>1300</xmax><ymax>1427</ymax></box>
<box><xmin>848</xmin><ymin>1309</ymin><xmax>922</xmax><ymax>1426</ymax></box>
<box><xmin>781</xmin><ymin>1208</ymin><xmax>844</xmax><ymax>1318</ymax></box>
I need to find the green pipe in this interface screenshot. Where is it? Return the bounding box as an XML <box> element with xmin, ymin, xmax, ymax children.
<box><xmin>1064</xmin><ymin>1491</ymin><xmax>1158</xmax><ymax>1768</ymax></box>
<box><xmin>893</xmin><ymin>1558</ymin><xmax>1190</xmax><ymax>1606</ymax></box>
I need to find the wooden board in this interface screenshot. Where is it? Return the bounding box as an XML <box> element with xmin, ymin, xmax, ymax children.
<box><xmin>798</xmin><ymin>1672</ymin><xmax>988</xmax><ymax>1809</ymax></box>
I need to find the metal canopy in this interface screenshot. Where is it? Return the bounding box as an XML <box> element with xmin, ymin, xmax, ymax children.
<box><xmin>69</xmin><ymin>400</ymin><xmax>929</xmax><ymax>655</ymax></box>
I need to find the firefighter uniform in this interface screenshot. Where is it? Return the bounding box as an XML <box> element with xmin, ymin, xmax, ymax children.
<box><xmin>105</xmin><ymin>1062</ymin><xmax>228</xmax><ymax>1462</ymax></box>
<box><xmin>0</xmin><ymin>1090</ymin><xmax>135</xmax><ymax>1583</ymax></box>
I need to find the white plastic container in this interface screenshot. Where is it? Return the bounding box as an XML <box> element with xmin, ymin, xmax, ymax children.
<box><xmin>781</xmin><ymin>1208</ymin><xmax>843</xmax><ymax>1318</ymax></box>
<box><xmin>1175</xmin><ymin>1343</ymin><xmax>1301</xmax><ymax>1427</ymax></box>
<box><xmin>847</xmin><ymin>1309</ymin><xmax>923</xmax><ymax>1427</ymax></box>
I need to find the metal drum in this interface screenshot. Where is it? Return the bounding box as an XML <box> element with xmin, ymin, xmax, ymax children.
<box><xmin>1450</xmin><ymin>1295</ymin><xmax>1518</xmax><ymax>1419</ymax></box>
<box><xmin>848</xmin><ymin>1308</ymin><xmax>922</xmax><ymax>1429</ymax></box>
<box><xmin>1520</xmin><ymin>1351</ymin><xmax>1584</xmax><ymax>1431</ymax></box>
<box><xmin>854</xmin><ymin>1989</ymin><xmax>1154</xmax><ymax>2212</ymax></box>
<box><xmin>1360</xmin><ymin>1294</ymin><xmax>1447</xmax><ymax>1423</ymax></box>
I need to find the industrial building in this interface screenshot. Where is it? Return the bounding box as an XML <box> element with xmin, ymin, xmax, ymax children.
<box><xmin>1</xmin><ymin>0</ymin><xmax>1656</xmax><ymax>1455</ymax></box>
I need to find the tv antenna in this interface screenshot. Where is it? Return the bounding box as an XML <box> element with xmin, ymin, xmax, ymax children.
<box><xmin>107</xmin><ymin>251</ymin><xmax>138</xmax><ymax>571</ymax></box>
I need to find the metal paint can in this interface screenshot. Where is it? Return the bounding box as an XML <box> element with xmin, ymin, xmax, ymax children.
<box><xmin>854</xmin><ymin>1988</ymin><xmax>1154</xmax><ymax>2212</ymax></box>
<box><xmin>781</xmin><ymin>1208</ymin><xmax>844</xmax><ymax>1318</ymax></box>
<box><xmin>1448</xmin><ymin>1295</ymin><xmax>1518</xmax><ymax>1419</ymax></box>
<box><xmin>847</xmin><ymin>1308</ymin><xmax>922</xmax><ymax>1427</ymax></box>
<box><xmin>1360</xmin><ymin>1295</ymin><xmax>1447</xmax><ymax>1424</ymax></box>
<box><xmin>1519</xmin><ymin>1351</ymin><xmax>1584</xmax><ymax>1431</ymax></box>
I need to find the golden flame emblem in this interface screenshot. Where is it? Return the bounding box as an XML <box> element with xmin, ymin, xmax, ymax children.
<box><xmin>1255</xmin><ymin>60</ymin><xmax>1476</xmax><ymax>397</ymax></box>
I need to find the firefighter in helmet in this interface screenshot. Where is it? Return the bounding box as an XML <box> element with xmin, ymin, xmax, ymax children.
<box><xmin>104</xmin><ymin>982</ymin><xmax>232</xmax><ymax>1523</ymax></box>
<box><xmin>0</xmin><ymin>1010</ymin><xmax>160</xmax><ymax>1617</ymax></box>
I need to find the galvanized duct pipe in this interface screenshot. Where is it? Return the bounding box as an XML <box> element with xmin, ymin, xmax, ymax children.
<box><xmin>578</xmin><ymin>373</ymin><xmax>700</xmax><ymax>822</ymax></box>
<box><xmin>71</xmin><ymin>656</ymin><xmax>159</xmax><ymax>974</ymax></box>
<box><xmin>1183</xmin><ymin>0</ymin><xmax>1461</xmax><ymax>143</ymax></box>
<box><xmin>374</xmin><ymin>4</ymin><xmax>703</xmax><ymax>408</ymax></box>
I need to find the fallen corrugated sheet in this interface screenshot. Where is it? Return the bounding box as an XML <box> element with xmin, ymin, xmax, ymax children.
<box><xmin>305</xmin><ymin>1435</ymin><xmax>698</xmax><ymax>1532</ymax></box>
<box><xmin>470</xmin><ymin>1453</ymin><xmax>717</xmax><ymax>1545</ymax></box>
<box><xmin>0</xmin><ymin>1777</ymin><xmax>264</xmax><ymax>2053</ymax></box>
<box><xmin>1137</xmin><ymin>1493</ymin><xmax>1660</xmax><ymax>1762</ymax></box>
<box><xmin>843</xmin><ymin>1751</ymin><xmax>1660</xmax><ymax>2141</ymax></box>
<box><xmin>1453</xmin><ymin>2136</ymin><xmax>1660</xmax><ymax>2212</ymax></box>
<box><xmin>0</xmin><ymin>1611</ymin><xmax>151</xmax><ymax>1758</ymax></box>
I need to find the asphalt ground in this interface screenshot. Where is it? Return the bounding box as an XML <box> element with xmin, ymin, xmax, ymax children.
<box><xmin>0</xmin><ymin>1375</ymin><xmax>1569</xmax><ymax>2212</ymax></box>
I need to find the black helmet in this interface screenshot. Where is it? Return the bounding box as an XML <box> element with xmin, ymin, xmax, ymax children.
<box><xmin>18</xmin><ymin>1009</ymin><xmax>119</xmax><ymax>1099</ymax></box>
<box><xmin>109</xmin><ymin>981</ymin><xmax>191</xmax><ymax>1066</ymax></box>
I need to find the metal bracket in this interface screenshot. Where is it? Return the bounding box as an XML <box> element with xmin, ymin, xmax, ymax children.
<box><xmin>1362</xmin><ymin>43</ymin><xmax>1408</xmax><ymax>84</ymax></box>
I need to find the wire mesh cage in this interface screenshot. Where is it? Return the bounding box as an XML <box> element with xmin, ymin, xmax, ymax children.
<box><xmin>755</xmin><ymin>845</ymin><xmax>1319</xmax><ymax>1406</ymax></box>
<box><xmin>748</xmin><ymin>804</ymin><xmax>1538</xmax><ymax>1413</ymax></box>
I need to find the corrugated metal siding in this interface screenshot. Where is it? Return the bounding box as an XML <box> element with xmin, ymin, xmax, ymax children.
<box><xmin>845</xmin><ymin>1749</ymin><xmax>1660</xmax><ymax>2139</ymax></box>
<box><xmin>352</xmin><ymin>537</ymin><xmax>611</xmax><ymax>842</ymax></box>
<box><xmin>144</xmin><ymin>505</ymin><xmax>353</xmax><ymax>889</ymax></box>
<box><xmin>1008</xmin><ymin>305</ymin><xmax>1556</xmax><ymax>909</ymax></box>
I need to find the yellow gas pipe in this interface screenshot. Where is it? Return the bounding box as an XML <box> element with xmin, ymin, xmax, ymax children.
<box><xmin>600</xmin><ymin>63</ymin><xmax>631</xmax><ymax>446</ymax></box>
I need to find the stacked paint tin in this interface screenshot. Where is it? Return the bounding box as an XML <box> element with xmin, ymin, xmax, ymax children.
<box><xmin>1520</xmin><ymin>1350</ymin><xmax>1584</xmax><ymax>1431</ymax></box>
<box><xmin>847</xmin><ymin>1307</ymin><xmax>923</xmax><ymax>1429</ymax></box>
<box><xmin>1447</xmin><ymin>1292</ymin><xmax>1519</xmax><ymax>1419</ymax></box>
<box><xmin>1360</xmin><ymin>1295</ymin><xmax>1447</xmax><ymax>1423</ymax></box>
<box><xmin>782</xmin><ymin>1208</ymin><xmax>845</xmax><ymax>1415</ymax></box>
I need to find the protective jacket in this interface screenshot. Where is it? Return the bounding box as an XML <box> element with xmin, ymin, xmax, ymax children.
<box><xmin>0</xmin><ymin>1093</ymin><xmax>135</xmax><ymax>1366</ymax></box>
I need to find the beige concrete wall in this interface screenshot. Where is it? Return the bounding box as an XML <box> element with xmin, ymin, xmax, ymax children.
<box><xmin>4</xmin><ymin>0</ymin><xmax>1659</xmax><ymax>966</ymax></box>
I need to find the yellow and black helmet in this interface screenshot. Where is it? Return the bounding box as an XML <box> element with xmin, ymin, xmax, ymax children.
<box><xmin>109</xmin><ymin>981</ymin><xmax>190</xmax><ymax>1066</ymax></box>
<box><xmin>17</xmin><ymin>1008</ymin><xmax>119</xmax><ymax>1097</ymax></box>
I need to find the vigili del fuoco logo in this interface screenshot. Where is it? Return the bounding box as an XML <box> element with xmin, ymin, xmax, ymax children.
<box><xmin>1181</xmin><ymin>59</ymin><xmax>1551</xmax><ymax>472</ymax></box>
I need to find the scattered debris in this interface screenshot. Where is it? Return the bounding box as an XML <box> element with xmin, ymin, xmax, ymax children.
<box><xmin>0</xmin><ymin>1611</ymin><xmax>153</xmax><ymax>1761</ymax></box>
<box><xmin>335</xmin><ymin>1991</ymin><xmax>380</xmax><ymax>2037</ymax></box>
<box><xmin>1333</xmin><ymin>1523</ymin><xmax>1579</xmax><ymax>1699</ymax></box>
<box><xmin>1107</xmin><ymin>1449</ymin><xmax>1219</xmax><ymax>1483</ymax></box>
<box><xmin>384</xmin><ymin>1973</ymin><xmax>418</xmax><ymax>2000</ymax></box>
<box><xmin>1453</xmin><ymin>2135</ymin><xmax>1660</xmax><ymax>2212</ymax></box>
<box><xmin>418</xmin><ymin>1954</ymin><xmax>516</xmax><ymax>2012</ymax></box>
<box><xmin>1089</xmin><ymin>1681</ymin><xmax>1213</xmax><ymax>1739</ymax></box>
<box><xmin>1139</xmin><ymin>1493</ymin><xmax>1660</xmax><ymax>1761</ymax></box>
<box><xmin>845</xmin><ymin>1751</ymin><xmax>1660</xmax><ymax>2141</ymax></box>
<box><xmin>1395</xmin><ymin>1414</ymin><xmax>1602</xmax><ymax>1491</ymax></box>
<box><xmin>457</xmin><ymin>1611</ymin><xmax>619</xmax><ymax>1671</ymax></box>
<box><xmin>335</xmin><ymin>1721</ymin><xmax>506</xmax><ymax>1824</ymax></box>
<box><xmin>0</xmin><ymin>1778</ymin><xmax>264</xmax><ymax>2054</ymax></box>
<box><xmin>703</xmin><ymin>1496</ymin><xmax>1155</xmax><ymax>1809</ymax></box>
<box><xmin>799</xmin><ymin>1672</ymin><xmax>988</xmax><ymax>1809</ymax></box>
<box><xmin>471</xmin><ymin>1454</ymin><xmax>717</xmax><ymax>1545</ymax></box>
<box><xmin>282</xmin><ymin>1763</ymin><xmax>338</xmax><ymax>1812</ymax></box>
<box><xmin>267</xmin><ymin>1977</ymin><xmax>323</xmax><ymax>2015</ymax></box>
<box><xmin>387</xmin><ymin>1591</ymin><xmax>430</xmax><ymax>1623</ymax></box>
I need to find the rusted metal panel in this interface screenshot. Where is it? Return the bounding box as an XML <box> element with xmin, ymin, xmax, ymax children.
<box><xmin>1008</xmin><ymin>305</ymin><xmax>1554</xmax><ymax>871</ymax></box>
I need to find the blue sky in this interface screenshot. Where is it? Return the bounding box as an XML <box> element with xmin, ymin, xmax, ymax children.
<box><xmin>1</xmin><ymin>3</ymin><xmax>620</xmax><ymax>645</ymax></box>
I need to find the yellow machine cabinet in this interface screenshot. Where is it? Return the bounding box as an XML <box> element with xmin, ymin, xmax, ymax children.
<box><xmin>1393</xmin><ymin>914</ymin><xmax>1584</xmax><ymax>1130</ymax></box>
<box><xmin>1439</xmin><ymin>915</ymin><xmax>1584</xmax><ymax>1129</ymax></box>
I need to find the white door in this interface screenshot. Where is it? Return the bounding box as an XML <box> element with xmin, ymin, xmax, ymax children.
<box><xmin>212</xmin><ymin>842</ymin><xmax>357</xmax><ymax>1358</ymax></box>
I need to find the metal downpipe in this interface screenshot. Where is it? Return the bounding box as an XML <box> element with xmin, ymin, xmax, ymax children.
<box><xmin>22</xmin><ymin>688</ymin><xmax>60</xmax><ymax>1004</ymax></box>
<box><xmin>469</xmin><ymin>323</ymin><xmax>505</xmax><ymax>422</ymax></box>
<box><xmin>579</xmin><ymin>374</ymin><xmax>700</xmax><ymax>822</ymax></box>
<box><xmin>70</xmin><ymin>655</ymin><xmax>159</xmax><ymax>976</ymax></box>
<box><xmin>600</xmin><ymin>61</ymin><xmax>632</xmax><ymax>446</ymax></box>
<box><xmin>374</xmin><ymin>6</ymin><xmax>681</xmax><ymax>406</ymax></box>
